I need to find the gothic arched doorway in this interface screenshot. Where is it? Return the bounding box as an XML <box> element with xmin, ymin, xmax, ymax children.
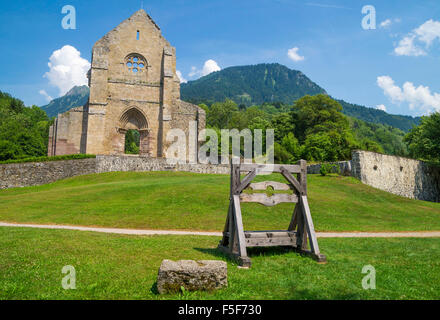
<box><xmin>117</xmin><ymin>107</ymin><xmax>150</xmax><ymax>156</ymax></box>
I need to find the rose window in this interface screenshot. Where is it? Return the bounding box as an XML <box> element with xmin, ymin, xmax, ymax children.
<box><xmin>126</xmin><ymin>55</ymin><xmax>146</xmax><ymax>74</ymax></box>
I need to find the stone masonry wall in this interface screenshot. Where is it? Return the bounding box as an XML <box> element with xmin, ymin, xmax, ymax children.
<box><xmin>0</xmin><ymin>156</ymin><xmax>229</xmax><ymax>189</ymax></box>
<box><xmin>352</xmin><ymin>150</ymin><xmax>440</xmax><ymax>202</ymax></box>
<box><xmin>95</xmin><ymin>155</ymin><xmax>229</xmax><ymax>174</ymax></box>
<box><xmin>307</xmin><ymin>161</ymin><xmax>352</xmax><ymax>176</ymax></box>
<box><xmin>0</xmin><ymin>158</ymin><xmax>97</xmax><ymax>189</ymax></box>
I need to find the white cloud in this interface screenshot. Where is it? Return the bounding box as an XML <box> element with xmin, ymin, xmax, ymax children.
<box><xmin>43</xmin><ymin>45</ymin><xmax>90</xmax><ymax>96</ymax></box>
<box><xmin>377</xmin><ymin>76</ymin><xmax>404</xmax><ymax>102</ymax></box>
<box><xmin>414</xmin><ymin>19</ymin><xmax>440</xmax><ymax>46</ymax></box>
<box><xmin>188</xmin><ymin>66</ymin><xmax>198</xmax><ymax>78</ymax></box>
<box><xmin>287</xmin><ymin>47</ymin><xmax>305</xmax><ymax>62</ymax></box>
<box><xmin>377</xmin><ymin>75</ymin><xmax>440</xmax><ymax>113</ymax></box>
<box><xmin>380</xmin><ymin>18</ymin><xmax>400</xmax><ymax>29</ymax></box>
<box><xmin>39</xmin><ymin>90</ymin><xmax>53</xmax><ymax>102</ymax></box>
<box><xmin>395</xmin><ymin>19</ymin><xmax>440</xmax><ymax>56</ymax></box>
<box><xmin>188</xmin><ymin>59</ymin><xmax>221</xmax><ymax>78</ymax></box>
<box><xmin>201</xmin><ymin>59</ymin><xmax>221</xmax><ymax>76</ymax></box>
<box><xmin>376</xmin><ymin>104</ymin><xmax>387</xmax><ymax>111</ymax></box>
<box><xmin>394</xmin><ymin>35</ymin><xmax>426</xmax><ymax>56</ymax></box>
<box><xmin>380</xmin><ymin>19</ymin><xmax>392</xmax><ymax>28</ymax></box>
<box><xmin>176</xmin><ymin>70</ymin><xmax>187</xmax><ymax>83</ymax></box>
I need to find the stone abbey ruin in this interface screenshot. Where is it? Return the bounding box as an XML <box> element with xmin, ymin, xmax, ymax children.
<box><xmin>48</xmin><ymin>9</ymin><xmax>205</xmax><ymax>158</ymax></box>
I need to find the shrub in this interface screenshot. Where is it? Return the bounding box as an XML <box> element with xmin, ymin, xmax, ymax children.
<box><xmin>320</xmin><ymin>163</ymin><xmax>341</xmax><ymax>176</ymax></box>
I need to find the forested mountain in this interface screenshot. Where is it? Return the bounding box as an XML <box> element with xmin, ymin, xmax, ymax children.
<box><xmin>338</xmin><ymin>99</ymin><xmax>420</xmax><ymax>132</ymax></box>
<box><xmin>41</xmin><ymin>85</ymin><xmax>89</xmax><ymax>117</ymax></box>
<box><xmin>181</xmin><ymin>63</ymin><xmax>420</xmax><ymax>132</ymax></box>
<box><xmin>181</xmin><ymin>63</ymin><xmax>326</xmax><ymax>106</ymax></box>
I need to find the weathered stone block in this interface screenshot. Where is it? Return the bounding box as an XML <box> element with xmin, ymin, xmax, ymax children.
<box><xmin>157</xmin><ymin>260</ymin><xmax>227</xmax><ymax>294</ymax></box>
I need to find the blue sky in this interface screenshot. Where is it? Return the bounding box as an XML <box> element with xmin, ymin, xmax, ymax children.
<box><xmin>0</xmin><ymin>0</ymin><xmax>439</xmax><ymax>116</ymax></box>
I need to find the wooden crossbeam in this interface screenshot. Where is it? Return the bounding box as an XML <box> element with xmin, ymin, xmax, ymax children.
<box><xmin>248</xmin><ymin>181</ymin><xmax>290</xmax><ymax>191</ymax></box>
<box><xmin>280</xmin><ymin>166</ymin><xmax>304</xmax><ymax>195</ymax></box>
<box><xmin>235</xmin><ymin>169</ymin><xmax>257</xmax><ymax>194</ymax></box>
<box><xmin>239</xmin><ymin>164</ymin><xmax>301</xmax><ymax>174</ymax></box>
<box><xmin>240</xmin><ymin>193</ymin><xmax>298</xmax><ymax>206</ymax></box>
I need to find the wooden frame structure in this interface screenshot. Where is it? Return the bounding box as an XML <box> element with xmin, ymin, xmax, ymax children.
<box><xmin>218</xmin><ymin>160</ymin><xmax>326</xmax><ymax>267</ymax></box>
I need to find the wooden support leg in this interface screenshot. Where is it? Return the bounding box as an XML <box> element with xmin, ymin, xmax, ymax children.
<box><xmin>288</xmin><ymin>204</ymin><xmax>298</xmax><ymax>232</ymax></box>
<box><xmin>299</xmin><ymin>195</ymin><xmax>326</xmax><ymax>263</ymax></box>
<box><xmin>220</xmin><ymin>200</ymin><xmax>233</xmax><ymax>247</ymax></box>
<box><xmin>295</xmin><ymin>204</ymin><xmax>307</xmax><ymax>250</ymax></box>
<box><xmin>233</xmin><ymin>195</ymin><xmax>250</xmax><ymax>267</ymax></box>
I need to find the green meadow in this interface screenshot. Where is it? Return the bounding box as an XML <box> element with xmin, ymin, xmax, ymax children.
<box><xmin>0</xmin><ymin>171</ymin><xmax>439</xmax><ymax>232</ymax></box>
<box><xmin>0</xmin><ymin>228</ymin><xmax>438</xmax><ymax>300</ymax></box>
<box><xmin>1</xmin><ymin>171</ymin><xmax>439</xmax><ymax>300</ymax></box>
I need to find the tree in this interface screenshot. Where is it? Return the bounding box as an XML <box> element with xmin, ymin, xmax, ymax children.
<box><xmin>291</xmin><ymin>94</ymin><xmax>351</xmax><ymax>142</ymax></box>
<box><xmin>206</xmin><ymin>99</ymin><xmax>238</xmax><ymax>129</ymax></box>
<box><xmin>0</xmin><ymin>91</ymin><xmax>51</xmax><ymax>161</ymax></box>
<box><xmin>404</xmin><ymin>112</ymin><xmax>440</xmax><ymax>162</ymax></box>
<box><xmin>289</xmin><ymin>94</ymin><xmax>358</xmax><ymax>161</ymax></box>
<box><xmin>125</xmin><ymin>130</ymin><xmax>140</xmax><ymax>154</ymax></box>
<box><xmin>271</xmin><ymin>113</ymin><xmax>295</xmax><ymax>143</ymax></box>
<box><xmin>198</xmin><ymin>103</ymin><xmax>209</xmax><ymax>114</ymax></box>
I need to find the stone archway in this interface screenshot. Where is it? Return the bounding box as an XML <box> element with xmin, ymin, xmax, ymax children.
<box><xmin>117</xmin><ymin>107</ymin><xmax>151</xmax><ymax>156</ymax></box>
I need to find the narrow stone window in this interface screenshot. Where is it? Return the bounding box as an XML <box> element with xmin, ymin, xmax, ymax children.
<box><xmin>137</xmin><ymin>30</ymin><xmax>140</xmax><ymax>40</ymax></box>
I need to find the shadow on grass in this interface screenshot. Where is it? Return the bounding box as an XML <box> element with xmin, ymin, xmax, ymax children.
<box><xmin>194</xmin><ymin>246</ymin><xmax>301</xmax><ymax>262</ymax></box>
<box><xmin>150</xmin><ymin>281</ymin><xmax>159</xmax><ymax>295</ymax></box>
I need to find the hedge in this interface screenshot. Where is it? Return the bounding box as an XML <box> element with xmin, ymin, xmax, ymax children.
<box><xmin>0</xmin><ymin>154</ymin><xmax>96</xmax><ymax>165</ymax></box>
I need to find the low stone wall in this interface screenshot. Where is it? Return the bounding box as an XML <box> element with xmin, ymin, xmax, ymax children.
<box><xmin>307</xmin><ymin>161</ymin><xmax>352</xmax><ymax>176</ymax></box>
<box><xmin>95</xmin><ymin>155</ymin><xmax>230</xmax><ymax>175</ymax></box>
<box><xmin>3</xmin><ymin>152</ymin><xmax>439</xmax><ymax>202</ymax></box>
<box><xmin>0</xmin><ymin>158</ymin><xmax>97</xmax><ymax>189</ymax></box>
<box><xmin>0</xmin><ymin>156</ymin><xmax>230</xmax><ymax>189</ymax></box>
<box><xmin>352</xmin><ymin>150</ymin><xmax>440</xmax><ymax>202</ymax></box>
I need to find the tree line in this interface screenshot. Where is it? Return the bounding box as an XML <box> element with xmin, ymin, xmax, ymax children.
<box><xmin>0</xmin><ymin>91</ymin><xmax>51</xmax><ymax>161</ymax></box>
<box><xmin>0</xmin><ymin>90</ymin><xmax>438</xmax><ymax>164</ymax></box>
<box><xmin>200</xmin><ymin>94</ymin><xmax>439</xmax><ymax>164</ymax></box>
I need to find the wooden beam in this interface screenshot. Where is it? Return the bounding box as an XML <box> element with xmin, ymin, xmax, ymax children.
<box><xmin>246</xmin><ymin>237</ymin><xmax>296</xmax><ymax>247</ymax></box>
<box><xmin>236</xmin><ymin>169</ymin><xmax>257</xmax><ymax>194</ymax></box>
<box><xmin>228</xmin><ymin>201</ymin><xmax>236</xmax><ymax>252</ymax></box>
<box><xmin>300</xmin><ymin>195</ymin><xmax>320</xmax><ymax>254</ymax></box>
<box><xmin>239</xmin><ymin>164</ymin><xmax>301</xmax><ymax>174</ymax></box>
<box><xmin>288</xmin><ymin>204</ymin><xmax>299</xmax><ymax>231</ymax></box>
<box><xmin>298</xmin><ymin>160</ymin><xmax>307</xmax><ymax>196</ymax></box>
<box><xmin>233</xmin><ymin>195</ymin><xmax>248</xmax><ymax>258</ymax></box>
<box><xmin>240</xmin><ymin>193</ymin><xmax>298</xmax><ymax>206</ymax></box>
<box><xmin>244</xmin><ymin>230</ymin><xmax>296</xmax><ymax>238</ymax></box>
<box><xmin>248</xmin><ymin>181</ymin><xmax>290</xmax><ymax>191</ymax></box>
<box><xmin>280</xmin><ymin>166</ymin><xmax>303</xmax><ymax>195</ymax></box>
<box><xmin>220</xmin><ymin>200</ymin><xmax>233</xmax><ymax>247</ymax></box>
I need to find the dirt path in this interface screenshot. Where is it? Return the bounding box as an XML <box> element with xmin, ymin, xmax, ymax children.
<box><xmin>1</xmin><ymin>221</ymin><xmax>440</xmax><ymax>238</ymax></box>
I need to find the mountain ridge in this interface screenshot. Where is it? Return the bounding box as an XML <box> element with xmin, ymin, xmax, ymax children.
<box><xmin>41</xmin><ymin>85</ymin><xmax>89</xmax><ymax>117</ymax></box>
<box><xmin>181</xmin><ymin>63</ymin><xmax>327</xmax><ymax>106</ymax></box>
<box><xmin>40</xmin><ymin>64</ymin><xmax>420</xmax><ymax>131</ymax></box>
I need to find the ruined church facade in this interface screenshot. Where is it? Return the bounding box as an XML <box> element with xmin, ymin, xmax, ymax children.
<box><xmin>48</xmin><ymin>10</ymin><xmax>205</xmax><ymax>157</ymax></box>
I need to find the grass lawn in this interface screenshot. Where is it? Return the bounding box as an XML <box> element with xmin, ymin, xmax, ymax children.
<box><xmin>0</xmin><ymin>227</ymin><xmax>439</xmax><ymax>300</ymax></box>
<box><xmin>0</xmin><ymin>172</ymin><xmax>439</xmax><ymax>232</ymax></box>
